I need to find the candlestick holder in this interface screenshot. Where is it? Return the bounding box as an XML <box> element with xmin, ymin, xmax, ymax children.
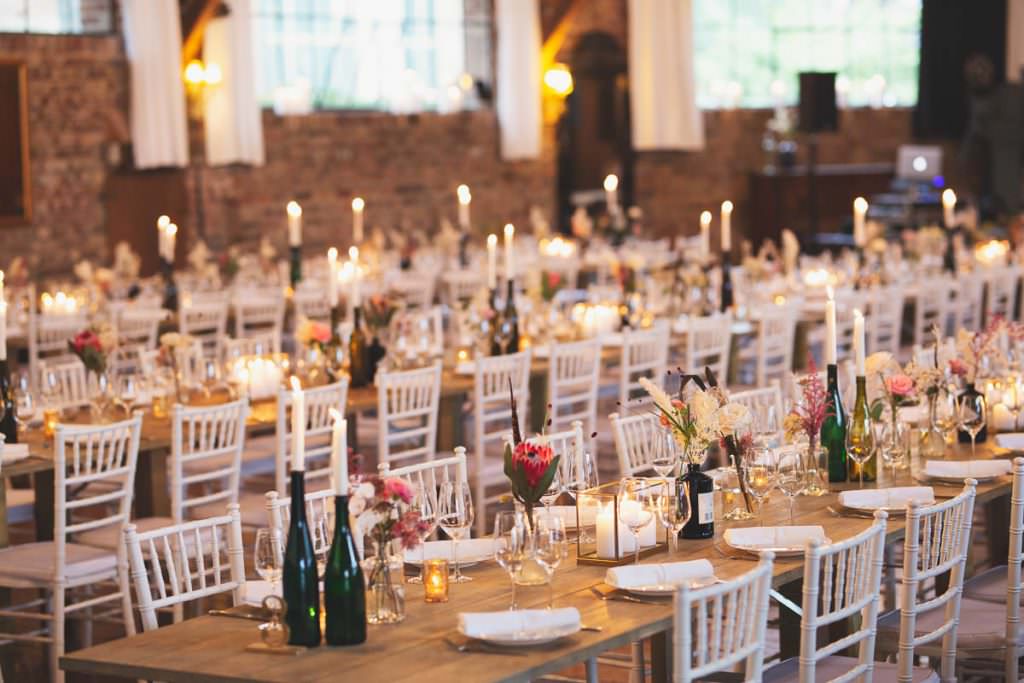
<box><xmin>290</xmin><ymin>246</ymin><xmax>302</xmax><ymax>286</ymax></box>
<box><xmin>160</xmin><ymin>258</ymin><xmax>178</xmax><ymax>311</ymax></box>
<box><xmin>575</xmin><ymin>481</ymin><xmax>668</xmax><ymax>567</ymax></box>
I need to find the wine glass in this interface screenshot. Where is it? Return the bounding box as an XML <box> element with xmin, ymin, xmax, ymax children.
<box><xmin>533</xmin><ymin>512</ymin><xmax>569</xmax><ymax>608</ymax></box>
<box><xmin>651</xmin><ymin>431</ymin><xmax>678</xmax><ymax>478</ymax></box>
<box><xmin>743</xmin><ymin>447</ymin><xmax>777</xmax><ymax>523</ymax></box>
<box><xmin>438</xmin><ymin>480</ymin><xmax>475</xmax><ymax>583</ymax></box>
<box><xmin>756</xmin><ymin>404</ymin><xmax>780</xmax><ymax>447</ymax></box>
<box><xmin>957</xmin><ymin>392</ymin><xmax>987</xmax><ymax>457</ymax></box>
<box><xmin>934</xmin><ymin>389</ymin><xmax>958</xmax><ymax>443</ymax></box>
<box><xmin>493</xmin><ymin>510</ymin><xmax>529</xmax><ymax>609</ymax></box>
<box><xmin>254</xmin><ymin>528</ymin><xmax>284</xmax><ymax>594</ymax></box>
<box><xmin>775</xmin><ymin>451</ymin><xmax>805</xmax><ymax>525</ymax></box>
<box><xmin>407</xmin><ymin>483</ymin><xmax>438</xmax><ymax>584</ymax></box>
<box><xmin>620</xmin><ymin>478</ymin><xmax>656</xmax><ymax>565</ymax></box>
<box><xmin>845</xmin><ymin>420</ymin><xmax>877</xmax><ymax>489</ymax></box>
<box><xmin>654</xmin><ymin>479</ymin><xmax>690</xmax><ymax>552</ymax></box>
<box><xmin>539</xmin><ymin>465</ymin><xmax>563</xmax><ymax>513</ymax></box>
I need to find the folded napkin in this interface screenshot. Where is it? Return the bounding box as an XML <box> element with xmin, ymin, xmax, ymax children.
<box><xmin>995</xmin><ymin>433</ymin><xmax>1024</xmax><ymax>451</ymax></box>
<box><xmin>405</xmin><ymin>538</ymin><xmax>495</xmax><ymax>563</ymax></box>
<box><xmin>924</xmin><ymin>460</ymin><xmax>1011</xmax><ymax>479</ymax></box>
<box><xmin>241</xmin><ymin>580</ymin><xmax>278</xmax><ymax>606</ymax></box>
<box><xmin>724</xmin><ymin>526</ymin><xmax>826</xmax><ymax>550</ymax></box>
<box><xmin>459</xmin><ymin>608</ymin><xmax>580</xmax><ymax>639</ymax></box>
<box><xmin>1</xmin><ymin>443</ymin><xmax>30</xmax><ymax>464</ymax></box>
<box><xmin>838</xmin><ymin>487</ymin><xmax>935</xmax><ymax>510</ymax></box>
<box><xmin>605</xmin><ymin>559</ymin><xmax>714</xmax><ymax>589</ymax></box>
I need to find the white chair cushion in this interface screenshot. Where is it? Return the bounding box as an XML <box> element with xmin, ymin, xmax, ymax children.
<box><xmin>76</xmin><ymin>516</ymin><xmax>175</xmax><ymax>550</ymax></box>
<box><xmin>764</xmin><ymin>654</ymin><xmax>939</xmax><ymax>682</ymax></box>
<box><xmin>0</xmin><ymin>541</ymin><xmax>117</xmax><ymax>584</ymax></box>
<box><xmin>877</xmin><ymin>598</ymin><xmax>1024</xmax><ymax>653</ymax></box>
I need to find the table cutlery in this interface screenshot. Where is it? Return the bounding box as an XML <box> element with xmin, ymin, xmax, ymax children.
<box><xmin>580</xmin><ymin>625</ymin><xmax>603</xmax><ymax>632</ymax></box>
<box><xmin>712</xmin><ymin>544</ymin><xmax>756</xmax><ymax>561</ymax></box>
<box><xmin>444</xmin><ymin>637</ymin><xmax>526</xmax><ymax>656</ymax></box>
<box><xmin>589</xmin><ymin>586</ymin><xmax>663</xmax><ymax>605</ymax></box>
<box><xmin>208</xmin><ymin>608</ymin><xmax>269</xmax><ymax>622</ymax></box>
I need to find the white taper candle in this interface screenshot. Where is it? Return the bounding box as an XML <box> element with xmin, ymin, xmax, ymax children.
<box><xmin>352</xmin><ymin>197</ymin><xmax>365</xmax><ymax>243</ymax></box>
<box><xmin>327</xmin><ymin>247</ymin><xmax>338</xmax><ymax>307</ymax></box>
<box><xmin>504</xmin><ymin>223</ymin><xmax>515</xmax><ymax>280</ymax></box>
<box><xmin>720</xmin><ymin>201</ymin><xmax>733</xmax><ymax>252</ymax></box>
<box><xmin>329</xmin><ymin>408</ymin><xmax>348</xmax><ymax>496</ymax></box>
<box><xmin>486</xmin><ymin>234</ymin><xmax>497</xmax><ymax>290</ymax></box>
<box><xmin>287</xmin><ymin>201</ymin><xmax>302</xmax><ymax>247</ymax></box>
<box><xmin>290</xmin><ymin>376</ymin><xmax>305</xmax><ymax>471</ymax></box>
<box><xmin>853</xmin><ymin>308</ymin><xmax>865</xmax><ymax>376</ymax></box>
<box><xmin>825</xmin><ymin>286</ymin><xmax>837</xmax><ymax>366</ymax></box>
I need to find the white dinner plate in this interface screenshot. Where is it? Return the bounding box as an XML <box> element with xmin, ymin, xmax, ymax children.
<box><xmin>725</xmin><ymin>538</ymin><xmax>831</xmax><ymax>558</ymax></box>
<box><xmin>607</xmin><ymin>575</ymin><xmax>717</xmax><ymax>597</ymax></box>
<box><xmin>404</xmin><ymin>539</ymin><xmax>495</xmax><ymax>568</ymax></box>
<box><xmin>460</xmin><ymin>622</ymin><xmax>579</xmax><ymax>647</ymax></box>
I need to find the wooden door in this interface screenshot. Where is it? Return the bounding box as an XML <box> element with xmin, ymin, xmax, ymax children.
<box><xmin>103</xmin><ymin>170</ymin><xmax>189</xmax><ymax>276</ymax></box>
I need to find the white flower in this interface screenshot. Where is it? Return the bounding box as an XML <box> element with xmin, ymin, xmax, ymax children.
<box><xmin>864</xmin><ymin>351</ymin><xmax>898</xmax><ymax>378</ymax></box>
<box><xmin>689</xmin><ymin>390</ymin><xmax>720</xmax><ymax>442</ymax></box>
<box><xmin>349</xmin><ymin>495</ymin><xmax>366</xmax><ymax>516</ymax></box>
<box><xmin>716</xmin><ymin>402</ymin><xmax>752</xmax><ymax>437</ymax></box>
<box><xmin>355</xmin><ymin>482</ymin><xmax>375</xmax><ymax>500</ymax></box>
<box><xmin>639</xmin><ymin>376</ymin><xmax>674</xmax><ymax>416</ymax></box>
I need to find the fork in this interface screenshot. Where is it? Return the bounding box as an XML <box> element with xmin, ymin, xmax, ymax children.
<box><xmin>712</xmin><ymin>544</ymin><xmax>756</xmax><ymax>561</ymax></box>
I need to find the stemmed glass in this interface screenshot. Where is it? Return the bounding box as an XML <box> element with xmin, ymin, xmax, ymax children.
<box><xmin>654</xmin><ymin>479</ymin><xmax>690</xmax><ymax>552</ymax></box>
<box><xmin>438</xmin><ymin>480</ymin><xmax>475</xmax><ymax>583</ymax></box>
<box><xmin>743</xmin><ymin>447</ymin><xmax>777</xmax><ymax>523</ymax></box>
<box><xmin>934</xmin><ymin>389</ymin><xmax>959</xmax><ymax>443</ymax></box>
<box><xmin>407</xmin><ymin>483</ymin><xmax>438</xmax><ymax>584</ymax></box>
<box><xmin>845</xmin><ymin>422</ymin><xmax>877</xmax><ymax>489</ymax></box>
<box><xmin>533</xmin><ymin>512</ymin><xmax>569</xmax><ymax>608</ymax></box>
<box><xmin>651</xmin><ymin>432</ymin><xmax>678</xmax><ymax>479</ymax></box>
<box><xmin>254</xmin><ymin>528</ymin><xmax>284</xmax><ymax>594</ymax></box>
<box><xmin>775</xmin><ymin>451</ymin><xmax>805</xmax><ymax>525</ymax></box>
<box><xmin>957</xmin><ymin>392</ymin><xmax>987</xmax><ymax>457</ymax></box>
<box><xmin>756</xmin><ymin>404</ymin><xmax>780</xmax><ymax>447</ymax></box>
<box><xmin>620</xmin><ymin>478</ymin><xmax>656</xmax><ymax>565</ymax></box>
<box><xmin>493</xmin><ymin>510</ymin><xmax>530</xmax><ymax>609</ymax></box>
<box><xmin>566</xmin><ymin>450</ymin><xmax>599</xmax><ymax>542</ymax></box>
<box><xmin>539</xmin><ymin>466</ymin><xmax>563</xmax><ymax>514</ymax></box>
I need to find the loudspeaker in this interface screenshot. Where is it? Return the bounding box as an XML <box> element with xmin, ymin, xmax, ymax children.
<box><xmin>798</xmin><ymin>72</ymin><xmax>838</xmax><ymax>133</ymax></box>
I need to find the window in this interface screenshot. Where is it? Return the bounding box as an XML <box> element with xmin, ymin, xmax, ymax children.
<box><xmin>253</xmin><ymin>0</ymin><xmax>490</xmax><ymax>113</ymax></box>
<box><xmin>693</xmin><ymin>0</ymin><xmax>921</xmax><ymax>109</ymax></box>
<box><xmin>0</xmin><ymin>0</ymin><xmax>113</xmax><ymax>34</ymax></box>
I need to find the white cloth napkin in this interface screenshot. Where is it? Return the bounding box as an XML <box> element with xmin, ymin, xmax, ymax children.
<box><xmin>924</xmin><ymin>460</ymin><xmax>1011</xmax><ymax>479</ymax></box>
<box><xmin>405</xmin><ymin>538</ymin><xmax>495</xmax><ymax>563</ymax></box>
<box><xmin>605</xmin><ymin>559</ymin><xmax>714</xmax><ymax>589</ymax></box>
<box><xmin>241</xmin><ymin>580</ymin><xmax>278</xmax><ymax>606</ymax></box>
<box><xmin>838</xmin><ymin>487</ymin><xmax>935</xmax><ymax>510</ymax></box>
<box><xmin>459</xmin><ymin>608</ymin><xmax>580</xmax><ymax>639</ymax></box>
<box><xmin>724</xmin><ymin>526</ymin><xmax>826</xmax><ymax>550</ymax></box>
<box><xmin>996</xmin><ymin>433</ymin><xmax>1024</xmax><ymax>451</ymax></box>
<box><xmin>1</xmin><ymin>443</ymin><xmax>30</xmax><ymax>464</ymax></box>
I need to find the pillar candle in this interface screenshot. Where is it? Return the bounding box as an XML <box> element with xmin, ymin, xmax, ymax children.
<box><xmin>287</xmin><ymin>201</ymin><xmax>303</xmax><ymax>247</ymax></box>
<box><xmin>329</xmin><ymin>408</ymin><xmax>348</xmax><ymax>496</ymax></box>
<box><xmin>486</xmin><ymin>234</ymin><xmax>497</xmax><ymax>290</ymax></box>
<box><xmin>157</xmin><ymin>215</ymin><xmax>170</xmax><ymax>261</ymax></box>
<box><xmin>853</xmin><ymin>308</ymin><xmax>865</xmax><ymax>376</ymax></box>
<box><xmin>290</xmin><ymin>376</ymin><xmax>305</xmax><ymax>471</ymax></box>
<box><xmin>720</xmin><ymin>201</ymin><xmax>733</xmax><ymax>252</ymax></box>
<box><xmin>595</xmin><ymin>501</ymin><xmax>657</xmax><ymax>559</ymax></box>
<box><xmin>165</xmin><ymin>223</ymin><xmax>178</xmax><ymax>264</ymax></box>
<box><xmin>457</xmin><ymin>184</ymin><xmax>471</xmax><ymax>231</ymax></box>
<box><xmin>853</xmin><ymin>197</ymin><xmax>868</xmax><ymax>247</ymax></box>
<box><xmin>351</xmin><ymin>197</ymin><xmax>365</xmax><ymax>243</ymax></box>
<box><xmin>603</xmin><ymin>174</ymin><xmax>619</xmax><ymax>214</ymax></box>
<box><xmin>699</xmin><ymin>211</ymin><xmax>712</xmax><ymax>260</ymax></box>
<box><xmin>327</xmin><ymin>247</ymin><xmax>338</xmax><ymax>307</ymax></box>
<box><xmin>825</xmin><ymin>286</ymin><xmax>837</xmax><ymax>366</ymax></box>
<box><xmin>942</xmin><ymin>189</ymin><xmax>956</xmax><ymax>228</ymax></box>
<box><xmin>503</xmin><ymin>223</ymin><xmax>515</xmax><ymax>280</ymax></box>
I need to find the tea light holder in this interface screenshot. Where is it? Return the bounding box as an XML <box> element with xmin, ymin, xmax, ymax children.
<box><xmin>575</xmin><ymin>480</ymin><xmax>668</xmax><ymax>567</ymax></box>
<box><xmin>423</xmin><ymin>558</ymin><xmax>449</xmax><ymax>602</ymax></box>
<box><xmin>43</xmin><ymin>408</ymin><xmax>59</xmax><ymax>439</ymax></box>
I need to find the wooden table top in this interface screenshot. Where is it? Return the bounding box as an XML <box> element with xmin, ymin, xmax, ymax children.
<box><xmin>61</xmin><ymin>441</ymin><xmax>1017</xmax><ymax>683</ymax></box>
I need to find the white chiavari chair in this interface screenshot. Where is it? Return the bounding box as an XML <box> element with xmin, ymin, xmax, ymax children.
<box><xmin>223</xmin><ymin>331</ymin><xmax>281</xmax><ymax>363</ymax></box>
<box><xmin>293</xmin><ymin>284</ymin><xmax>332</xmax><ymax>325</ymax></box>
<box><xmin>28</xmin><ymin>311</ymin><xmax>88</xmax><ymax>393</ymax></box>
<box><xmin>673</xmin><ymin>554</ymin><xmax>774</xmax><ymax>683</ymax></box>
<box><xmin>543</xmin><ymin>420</ymin><xmax>586</xmax><ymax>489</ymax></box>
<box><xmin>38</xmin><ymin>358</ymin><xmax>91</xmax><ymax>411</ymax></box>
<box><xmin>912</xmin><ymin>278</ymin><xmax>951</xmax><ymax>351</ymax></box>
<box><xmin>440</xmin><ymin>270</ymin><xmax>484</xmax><ymax>308</ymax></box>
<box><xmin>731</xmin><ymin>384</ymin><xmax>783</xmax><ymax>435</ymax></box>
<box><xmin>265</xmin><ymin>488</ymin><xmax>336</xmax><ymax>565</ymax></box>
<box><xmin>178</xmin><ymin>298</ymin><xmax>229</xmax><ymax>360</ymax></box>
<box><xmin>985</xmin><ymin>266</ymin><xmax>1021</xmax><ymax>324</ymax></box>
<box><xmin>867</xmin><ymin>284</ymin><xmax>906</xmax><ymax>356</ymax></box>
<box><xmin>271</xmin><ymin>380</ymin><xmax>349</xmax><ymax>496</ymax></box>
<box><xmin>679</xmin><ymin>312</ymin><xmax>732</xmax><ymax>381</ymax></box>
<box><xmin>390</xmin><ymin>271</ymin><xmax>437</xmax><ymax>309</ymax></box>
<box><xmin>0</xmin><ymin>415</ymin><xmax>142</xmax><ymax>683</ymax></box>
<box><xmin>233</xmin><ymin>291</ymin><xmax>285</xmax><ymax>346</ymax></box>
<box><xmin>114</xmin><ymin>307</ymin><xmax>167</xmax><ymax>349</ymax></box>
<box><xmin>471</xmin><ymin>351</ymin><xmax>532</xmax><ymax>535</ymax></box>
<box><xmin>377</xmin><ymin>363</ymin><xmax>442</xmax><ymax>469</ymax></box>
<box><xmin>393</xmin><ymin>306</ymin><xmax>444</xmax><ymax>359</ymax></box>
<box><xmin>124</xmin><ymin>506</ymin><xmax>245</xmax><ymax>633</ymax></box>
<box><xmin>548</xmin><ymin>338</ymin><xmax>602</xmax><ymax>451</ymax></box>
<box><xmin>948</xmin><ymin>272</ymin><xmax>985</xmax><ymax>333</ymax></box>
<box><xmin>610</xmin><ymin>411</ymin><xmax>678</xmax><ymax>478</ymax></box>
<box><xmin>616</xmin><ymin>323</ymin><xmax>670</xmax><ymax>411</ymax></box>
<box><xmin>745</xmin><ymin>305</ymin><xmax>796</xmax><ymax>388</ymax></box>
<box><xmin>874</xmin><ymin>480</ymin><xmax>978</xmax><ymax>682</ymax></box>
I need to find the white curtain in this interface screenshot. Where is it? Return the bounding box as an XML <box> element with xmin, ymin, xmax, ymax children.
<box><xmin>204</xmin><ymin>0</ymin><xmax>265</xmax><ymax>166</ymax></box>
<box><xmin>495</xmin><ymin>0</ymin><xmax>541</xmax><ymax>160</ymax></box>
<box><xmin>628</xmin><ymin>0</ymin><xmax>704</xmax><ymax>150</ymax></box>
<box><xmin>120</xmin><ymin>0</ymin><xmax>189</xmax><ymax>168</ymax></box>
<box><xmin>1009</xmin><ymin>0</ymin><xmax>1024</xmax><ymax>83</ymax></box>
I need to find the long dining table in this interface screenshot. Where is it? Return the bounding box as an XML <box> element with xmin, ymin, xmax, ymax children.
<box><xmin>59</xmin><ymin>440</ymin><xmax>1015</xmax><ymax>683</ymax></box>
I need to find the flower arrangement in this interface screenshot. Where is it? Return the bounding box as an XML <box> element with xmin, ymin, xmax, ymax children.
<box><xmin>349</xmin><ymin>477</ymin><xmax>431</xmax><ymax>551</ymax></box>
<box><xmin>540</xmin><ymin>271</ymin><xmax>563</xmax><ymax>302</ymax></box>
<box><xmin>503</xmin><ymin>380</ymin><xmax>561</xmax><ymax>526</ymax></box>
<box><xmin>68</xmin><ymin>326</ymin><xmax>117</xmax><ymax>375</ymax></box>
<box><xmin>296</xmin><ymin>317</ymin><xmax>332</xmax><ymax>352</ymax></box>
<box><xmin>363</xmin><ymin>294</ymin><xmax>401</xmax><ymax>333</ymax></box>
<box><xmin>784</xmin><ymin>357</ymin><xmax>831</xmax><ymax>445</ymax></box>
<box><xmin>953</xmin><ymin>317</ymin><xmax>1003</xmax><ymax>383</ymax></box>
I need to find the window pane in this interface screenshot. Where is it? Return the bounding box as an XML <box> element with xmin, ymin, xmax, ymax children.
<box><xmin>0</xmin><ymin>0</ymin><xmax>112</xmax><ymax>34</ymax></box>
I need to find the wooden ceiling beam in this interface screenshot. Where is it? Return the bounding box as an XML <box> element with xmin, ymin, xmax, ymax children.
<box><xmin>540</xmin><ymin>0</ymin><xmax>583</xmax><ymax>69</ymax></box>
<box><xmin>181</xmin><ymin>0</ymin><xmax>222</xmax><ymax>66</ymax></box>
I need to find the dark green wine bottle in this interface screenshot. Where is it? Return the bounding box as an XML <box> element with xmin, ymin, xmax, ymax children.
<box><xmin>821</xmin><ymin>363</ymin><xmax>846</xmax><ymax>482</ymax></box>
<box><xmin>848</xmin><ymin>376</ymin><xmax>877</xmax><ymax>483</ymax></box>
<box><xmin>290</xmin><ymin>246</ymin><xmax>302</xmax><ymax>286</ymax></box>
<box><xmin>720</xmin><ymin>253</ymin><xmax>733</xmax><ymax>312</ymax></box>
<box><xmin>488</xmin><ymin>288</ymin><xmax>502</xmax><ymax>357</ymax></box>
<box><xmin>324</xmin><ymin>495</ymin><xmax>366</xmax><ymax>646</ymax></box>
<box><xmin>283</xmin><ymin>470</ymin><xmax>321</xmax><ymax>647</ymax></box>
<box><xmin>0</xmin><ymin>358</ymin><xmax>17</xmax><ymax>447</ymax></box>
<box><xmin>502</xmin><ymin>278</ymin><xmax>519</xmax><ymax>354</ymax></box>
<box><xmin>349</xmin><ymin>306</ymin><xmax>370</xmax><ymax>388</ymax></box>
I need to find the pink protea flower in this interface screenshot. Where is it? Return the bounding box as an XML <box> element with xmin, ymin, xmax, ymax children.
<box><xmin>512</xmin><ymin>440</ymin><xmax>554</xmax><ymax>488</ymax></box>
<box><xmin>885</xmin><ymin>374</ymin><xmax>915</xmax><ymax>397</ymax></box>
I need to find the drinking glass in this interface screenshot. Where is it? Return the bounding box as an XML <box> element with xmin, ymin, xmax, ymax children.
<box><xmin>756</xmin><ymin>404</ymin><xmax>781</xmax><ymax>447</ymax></box>
<box><xmin>492</xmin><ymin>510</ymin><xmax>529</xmax><ymax>609</ymax></box>
<box><xmin>408</xmin><ymin>482</ymin><xmax>438</xmax><ymax>584</ymax></box>
<box><xmin>775</xmin><ymin>451</ymin><xmax>805</xmax><ymax>525</ymax></box>
<box><xmin>845</xmin><ymin>422</ymin><xmax>877</xmax><ymax>489</ymax></box>
<box><xmin>957</xmin><ymin>392</ymin><xmax>987</xmax><ymax>457</ymax></box>
<box><xmin>539</xmin><ymin>466</ymin><xmax>563</xmax><ymax>512</ymax></box>
<box><xmin>533</xmin><ymin>512</ymin><xmax>569</xmax><ymax>608</ymax></box>
<box><xmin>934</xmin><ymin>390</ymin><xmax>958</xmax><ymax>442</ymax></box>
<box><xmin>651</xmin><ymin>432</ymin><xmax>678</xmax><ymax>478</ymax></box>
<box><xmin>438</xmin><ymin>480</ymin><xmax>475</xmax><ymax>583</ymax></box>
<box><xmin>620</xmin><ymin>478</ymin><xmax>656</xmax><ymax>565</ymax></box>
<box><xmin>254</xmin><ymin>528</ymin><xmax>284</xmax><ymax>593</ymax></box>
<box><xmin>743</xmin><ymin>447</ymin><xmax>777</xmax><ymax>523</ymax></box>
<box><xmin>654</xmin><ymin>479</ymin><xmax>690</xmax><ymax>552</ymax></box>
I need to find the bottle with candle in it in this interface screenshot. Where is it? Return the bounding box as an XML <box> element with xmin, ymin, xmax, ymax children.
<box><xmin>500</xmin><ymin>278</ymin><xmax>519</xmax><ymax>354</ymax></box>
<box><xmin>282</xmin><ymin>394</ymin><xmax>320</xmax><ymax>646</ymax></box>
<box><xmin>679</xmin><ymin>462</ymin><xmax>714</xmax><ymax>539</ymax></box>
<box><xmin>822</xmin><ymin>363</ymin><xmax>847</xmax><ymax>482</ymax></box>
<box><xmin>324</xmin><ymin>414</ymin><xmax>365</xmax><ymax>646</ymax></box>
<box><xmin>349</xmin><ymin>306</ymin><xmax>371</xmax><ymax>388</ymax></box>
<box><xmin>0</xmin><ymin>354</ymin><xmax>16</xmax><ymax>448</ymax></box>
<box><xmin>847</xmin><ymin>375</ymin><xmax>877</xmax><ymax>483</ymax></box>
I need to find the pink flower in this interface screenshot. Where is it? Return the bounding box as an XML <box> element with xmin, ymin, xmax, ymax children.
<box><xmin>949</xmin><ymin>358</ymin><xmax>967</xmax><ymax>377</ymax></box>
<box><xmin>309</xmin><ymin>322</ymin><xmax>331</xmax><ymax>344</ymax></box>
<box><xmin>512</xmin><ymin>440</ymin><xmax>554</xmax><ymax>488</ymax></box>
<box><xmin>885</xmin><ymin>374</ymin><xmax>915</xmax><ymax>398</ymax></box>
<box><xmin>383</xmin><ymin>477</ymin><xmax>413</xmax><ymax>504</ymax></box>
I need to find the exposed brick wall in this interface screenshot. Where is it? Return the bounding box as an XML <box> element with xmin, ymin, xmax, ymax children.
<box><xmin>0</xmin><ymin>32</ymin><xmax>128</xmax><ymax>275</ymax></box>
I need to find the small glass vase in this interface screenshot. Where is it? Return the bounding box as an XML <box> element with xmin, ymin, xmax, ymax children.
<box><xmin>919</xmin><ymin>394</ymin><xmax>947</xmax><ymax>459</ymax></box>
<box><xmin>802</xmin><ymin>441</ymin><xmax>829</xmax><ymax>496</ymax></box>
<box><xmin>880</xmin><ymin>410</ymin><xmax>910</xmax><ymax>473</ymax></box>
<box><xmin>364</xmin><ymin>541</ymin><xmax>406</xmax><ymax>625</ymax></box>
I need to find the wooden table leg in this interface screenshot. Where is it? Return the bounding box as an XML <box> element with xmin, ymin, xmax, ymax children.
<box><xmin>778</xmin><ymin>578</ymin><xmax>803</xmax><ymax>660</ymax></box>
<box><xmin>33</xmin><ymin>470</ymin><xmax>54</xmax><ymax>542</ymax></box>
<box><xmin>135</xmin><ymin>448</ymin><xmax>170</xmax><ymax>519</ymax></box>
<box><xmin>437</xmin><ymin>393</ymin><xmax>464</xmax><ymax>453</ymax></box>
<box><xmin>650</xmin><ymin>630</ymin><xmax>672</xmax><ymax>682</ymax></box>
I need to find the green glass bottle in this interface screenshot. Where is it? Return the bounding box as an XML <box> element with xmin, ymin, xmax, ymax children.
<box><xmin>848</xmin><ymin>375</ymin><xmax>877</xmax><ymax>483</ymax></box>
<box><xmin>290</xmin><ymin>246</ymin><xmax>302</xmax><ymax>286</ymax></box>
<box><xmin>821</xmin><ymin>363</ymin><xmax>847</xmax><ymax>482</ymax></box>
<box><xmin>0</xmin><ymin>357</ymin><xmax>17</xmax><ymax>447</ymax></box>
<box><xmin>324</xmin><ymin>494</ymin><xmax>366</xmax><ymax>646</ymax></box>
<box><xmin>283</xmin><ymin>470</ymin><xmax>321</xmax><ymax>647</ymax></box>
<box><xmin>349</xmin><ymin>306</ymin><xmax>371</xmax><ymax>388</ymax></box>
<box><xmin>502</xmin><ymin>278</ymin><xmax>520</xmax><ymax>354</ymax></box>
<box><xmin>488</xmin><ymin>288</ymin><xmax>502</xmax><ymax>357</ymax></box>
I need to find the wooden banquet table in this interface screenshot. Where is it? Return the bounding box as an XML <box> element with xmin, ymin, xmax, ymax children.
<box><xmin>61</xmin><ymin>441</ymin><xmax>1015</xmax><ymax>683</ymax></box>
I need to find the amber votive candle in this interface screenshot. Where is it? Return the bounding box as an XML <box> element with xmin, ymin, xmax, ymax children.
<box><xmin>423</xmin><ymin>558</ymin><xmax>449</xmax><ymax>603</ymax></box>
<box><xmin>43</xmin><ymin>408</ymin><xmax>59</xmax><ymax>439</ymax></box>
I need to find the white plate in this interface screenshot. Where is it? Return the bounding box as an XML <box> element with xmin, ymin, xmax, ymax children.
<box><xmin>920</xmin><ymin>473</ymin><xmax>1004</xmax><ymax>484</ymax></box>
<box><xmin>404</xmin><ymin>539</ymin><xmax>495</xmax><ymax>567</ymax></box>
<box><xmin>840</xmin><ymin>501</ymin><xmax>916</xmax><ymax>516</ymax></box>
<box><xmin>460</xmin><ymin>622</ymin><xmax>579</xmax><ymax>647</ymax></box>
<box><xmin>725</xmin><ymin>539</ymin><xmax>830</xmax><ymax>558</ymax></box>
<box><xmin>609</xmin><ymin>575</ymin><xmax>717</xmax><ymax>597</ymax></box>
